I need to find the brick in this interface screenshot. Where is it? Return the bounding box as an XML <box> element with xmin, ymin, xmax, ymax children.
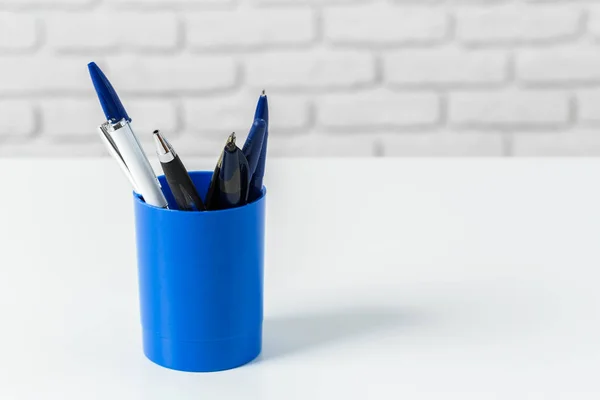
<box><xmin>0</xmin><ymin>0</ymin><xmax>93</xmax><ymax>7</ymax></box>
<box><xmin>184</xmin><ymin>93</ymin><xmax>310</xmax><ymax>135</ymax></box>
<box><xmin>41</xmin><ymin>99</ymin><xmax>178</xmax><ymax>138</ymax></box>
<box><xmin>324</xmin><ymin>5</ymin><xmax>447</xmax><ymax>45</ymax></box>
<box><xmin>449</xmin><ymin>91</ymin><xmax>569</xmax><ymax>127</ymax></box>
<box><xmin>46</xmin><ymin>13</ymin><xmax>179</xmax><ymax>52</ymax></box>
<box><xmin>517</xmin><ymin>48</ymin><xmax>600</xmax><ymax>84</ymax></box>
<box><xmin>105</xmin><ymin>0</ymin><xmax>231</xmax><ymax>6</ymax></box>
<box><xmin>0</xmin><ymin>101</ymin><xmax>36</xmax><ymax>136</ymax></box>
<box><xmin>252</xmin><ymin>0</ymin><xmax>365</xmax><ymax>4</ymax></box>
<box><xmin>578</xmin><ymin>90</ymin><xmax>600</xmax><ymax>124</ymax></box>
<box><xmin>457</xmin><ymin>5</ymin><xmax>581</xmax><ymax>45</ymax></box>
<box><xmin>0</xmin><ymin>12</ymin><xmax>37</xmax><ymax>50</ymax></box>
<box><xmin>384</xmin><ymin>49</ymin><xmax>507</xmax><ymax>87</ymax></box>
<box><xmin>585</xmin><ymin>7</ymin><xmax>600</xmax><ymax>39</ymax></box>
<box><xmin>245</xmin><ymin>50</ymin><xmax>375</xmax><ymax>90</ymax></box>
<box><xmin>317</xmin><ymin>90</ymin><xmax>439</xmax><ymax>129</ymax></box>
<box><xmin>393</xmin><ymin>0</ymin><xmax>487</xmax><ymax>2</ymax></box>
<box><xmin>0</xmin><ymin>56</ymin><xmax>91</xmax><ymax>93</ymax></box>
<box><xmin>104</xmin><ymin>55</ymin><xmax>237</xmax><ymax>93</ymax></box>
<box><xmin>127</xmin><ymin>100</ymin><xmax>180</xmax><ymax>138</ymax></box>
<box><xmin>41</xmin><ymin>99</ymin><xmax>98</xmax><ymax>137</ymax></box>
<box><xmin>513</xmin><ymin>130</ymin><xmax>600</xmax><ymax>156</ymax></box>
<box><xmin>187</xmin><ymin>9</ymin><xmax>314</xmax><ymax>50</ymax></box>
<box><xmin>382</xmin><ymin>133</ymin><xmax>504</xmax><ymax>157</ymax></box>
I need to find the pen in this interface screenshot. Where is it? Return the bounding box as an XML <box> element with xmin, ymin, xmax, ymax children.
<box><xmin>211</xmin><ymin>132</ymin><xmax>250</xmax><ymax>210</ymax></box>
<box><xmin>206</xmin><ymin>114</ymin><xmax>267</xmax><ymax>210</ymax></box>
<box><xmin>88</xmin><ymin>62</ymin><xmax>168</xmax><ymax>208</ymax></box>
<box><xmin>242</xmin><ymin>118</ymin><xmax>267</xmax><ymax>179</ymax></box>
<box><xmin>205</xmin><ymin>149</ymin><xmax>223</xmax><ymax>211</ymax></box>
<box><xmin>248</xmin><ymin>91</ymin><xmax>269</xmax><ymax>202</ymax></box>
<box><xmin>97</xmin><ymin>116</ymin><xmax>140</xmax><ymax>194</ymax></box>
<box><xmin>153</xmin><ymin>130</ymin><xmax>205</xmax><ymax>211</ymax></box>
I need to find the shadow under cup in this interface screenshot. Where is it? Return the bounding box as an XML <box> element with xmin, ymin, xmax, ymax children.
<box><xmin>133</xmin><ymin>171</ymin><xmax>266</xmax><ymax>372</ymax></box>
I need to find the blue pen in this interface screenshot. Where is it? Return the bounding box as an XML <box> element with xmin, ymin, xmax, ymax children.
<box><xmin>242</xmin><ymin>118</ymin><xmax>267</xmax><ymax>178</ymax></box>
<box><xmin>89</xmin><ymin>62</ymin><xmax>168</xmax><ymax>208</ymax></box>
<box><xmin>248</xmin><ymin>91</ymin><xmax>269</xmax><ymax>201</ymax></box>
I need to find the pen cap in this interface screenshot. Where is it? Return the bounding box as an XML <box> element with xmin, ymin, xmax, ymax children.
<box><xmin>133</xmin><ymin>171</ymin><xmax>266</xmax><ymax>372</ymax></box>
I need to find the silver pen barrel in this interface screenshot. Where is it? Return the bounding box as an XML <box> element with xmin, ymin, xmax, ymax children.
<box><xmin>103</xmin><ymin>119</ymin><xmax>168</xmax><ymax>208</ymax></box>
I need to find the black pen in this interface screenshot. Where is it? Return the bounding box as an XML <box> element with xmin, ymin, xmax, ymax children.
<box><xmin>208</xmin><ymin>132</ymin><xmax>250</xmax><ymax>210</ymax></box>
<box><xmin>205</xmin><ymin>132</ymin><xmax>231</xmax><ymax>211</ymax></box>
<box><xmin>205</xmin><ymin>148</ymin><xmax>223</xmax><ymax>211</ymax></box>
<box><xmin>153</xmin><ymin>130</ymin><xmax>206</xmax><ymax>211</ymax></box>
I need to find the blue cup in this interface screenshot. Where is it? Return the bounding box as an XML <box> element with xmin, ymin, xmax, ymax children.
<box><xmin>133</xmin><ymin>171</ymin><xmax>265</xmax><ymax>372</ymax></box>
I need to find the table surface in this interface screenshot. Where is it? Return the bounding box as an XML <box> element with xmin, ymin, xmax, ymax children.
<box><xmin>0</xmin><ymin>158</ymin><xmax>599</xmax><ymax>400</ymax></box>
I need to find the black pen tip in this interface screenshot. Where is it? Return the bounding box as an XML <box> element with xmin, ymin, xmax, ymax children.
<box><xmin>261</xmin><ymin>89</ymin><xmax>266</xmax><ymax>96</ymax></box>
<box><xmin>225</xmin><ymin>132</ymin><xmax>237</xmax><ymax>151</ymax></box>
<box><xmin>227</xmin><ymin>132</ymin><xmax>236</xmax><ymax>144</ymax></box>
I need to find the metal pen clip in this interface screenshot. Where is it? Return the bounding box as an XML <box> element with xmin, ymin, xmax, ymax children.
<box><xmin>98</xmin><ymin>121</ymin><xmax>140</xmax><ymax>193</ymax></box>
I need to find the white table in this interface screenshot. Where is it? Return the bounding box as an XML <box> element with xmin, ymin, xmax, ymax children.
<box><xmin>0</xmin><ymin>158</ymin><xmax>599</xmax><ymax>399</ymax></box>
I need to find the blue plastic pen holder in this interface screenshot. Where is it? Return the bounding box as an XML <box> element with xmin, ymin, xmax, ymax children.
<box><xmin>133</xmin><ymin>171</ymin><xmax>265</xmax><ymax>372</ymax></box>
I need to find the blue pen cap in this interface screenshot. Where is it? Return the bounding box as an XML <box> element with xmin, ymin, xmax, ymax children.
<box><xmin>88</xmin><ymin>62</ymin><xmax>131</xmax><ymax>123</ymax></box>
<box><xmin>133</xmin><ymin>171</ymin><xmax>265</xmax><ymax>372</ymax></box>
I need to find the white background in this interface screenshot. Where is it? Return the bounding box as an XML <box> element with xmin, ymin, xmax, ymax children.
<box><xmin>0</xmin><ymin>158</ymin><xmax>599</xmax><ymax>399</ymax></box>
<box><xmin>2</xmin><ymin>0</ymin><xmax>600</xmax><ymax>157</ymax></box>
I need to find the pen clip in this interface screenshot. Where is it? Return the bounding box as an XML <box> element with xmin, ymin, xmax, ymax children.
<box><xmin>98</xmin><ymin>123</ymin><xmax>140</xmax><ymax>194</ymax></box>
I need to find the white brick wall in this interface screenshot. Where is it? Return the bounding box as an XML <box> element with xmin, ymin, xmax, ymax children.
<box><xmin>324</xmin><ymin>5</ymin><xmax>448</xmax><ymax>45</ymax></box>
<box><xmin>46</xmin><ymin>13</ymin><xmax>180</xmax><ymax>52</ymax></box>
<box><xmin>245</xmin><ymin>50</ymin><xmax>375</xmax><ymax>90</ymax></box>
<box><xmin>0</xmin><ymin>0</ymin><xmax>599</xmax><ymax>157</ymax></box>
<box><xmin>318</xmin><ymin>90</ymin><xmax>440</xmax><ymax>129</ymax></box>
<box><xmin>384</xmin><ymin>49</ymin><xmax>508</xmax><ymax>87</ymax></box>
<box><xmin>449</xmin><ymin>90</ymin><xmax>570</xmax><ymax>127</ymax></box>
<box><xmin>187</xmin><ymin>9</ymin><xmax>315</xmax><ymax>49</ymax></box>
<box><xmin>456</xmin><ymin>5</ymin><xmax>582</xmax><ymax>45</ymax></box>
<box><xmin>0</xmin><ymin>12</ymin><xmax>37</xmax><ymax>50</ymax></box>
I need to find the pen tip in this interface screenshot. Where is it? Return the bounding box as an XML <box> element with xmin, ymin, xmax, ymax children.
<box><xmin>153</xmin><ymin>130</ymin><xmax>170</xmax><ymax>155</ymax></box>
<box><xmin>261</xmin><ymin>89</ymin><xmax>266</xmax><ymax>96</ymax></box>
<box><xmin>225</xmin><ymin>132</ymin><xmax>237</xmax><ymax>151</ymax></box>
<box><xmin>88</xmin><ymin>62</ymin><xmax>100</xmax><ymax>75</ymax></box>
<box><xmin>227</xmin><ymin>132</ymin><xmax>236</xmax><ymax>144</ymax></box>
